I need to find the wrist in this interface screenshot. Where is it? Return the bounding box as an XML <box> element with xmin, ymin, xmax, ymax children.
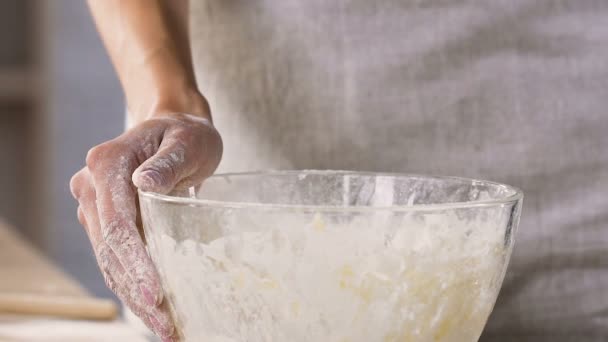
<box><xmin>128</xmin><ymin>86</ymin><xmax>212</xmax><ymax>124</ymax></box>
<box><xmin>150</xmin><ymin>88</ymin><xmax>211</xmax><ymax>121</ymax></box>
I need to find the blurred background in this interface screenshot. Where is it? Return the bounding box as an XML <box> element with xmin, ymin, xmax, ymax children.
<box><xmin>0</xmin><ymin>0</ymin><xmax>122</xmax><ymax>299</ymax></box>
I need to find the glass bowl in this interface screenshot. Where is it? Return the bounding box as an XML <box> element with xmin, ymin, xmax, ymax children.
<box><xmin>139</xmin><ymin>170</ymin><xmax>523</xmax><ymax>342</ymax></box>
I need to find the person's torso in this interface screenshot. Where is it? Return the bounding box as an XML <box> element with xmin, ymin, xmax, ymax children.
<box><xmin>190</xmin><ymin>1</ymin><xmax>608</xmax><ymax>340</ymax></box>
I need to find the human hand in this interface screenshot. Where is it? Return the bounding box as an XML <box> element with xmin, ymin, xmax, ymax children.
<box><xmin>70</xmin><ymin>112</ymin><xmax>222</xmax><ymax>340</ymax></box>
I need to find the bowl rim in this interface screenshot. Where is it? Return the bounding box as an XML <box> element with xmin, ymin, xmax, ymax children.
<box><xmin>138</xmin><ymin>170</ymin><xmax>523</xmax><ymax>212</ymax></box>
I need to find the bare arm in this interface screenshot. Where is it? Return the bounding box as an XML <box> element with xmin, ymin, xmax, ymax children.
<box><xmin>71</xmin><ymin>2</ymin><xmax>222</xmax><ymax>341</ymax></box>
<box><xmin>87</xmin><ymin>0</ymin><xmax>209</xmax><ymax>122</ymax></box>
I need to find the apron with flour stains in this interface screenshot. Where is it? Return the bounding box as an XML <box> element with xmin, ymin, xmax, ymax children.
<box><xmin>188</xmin><ymin>1</ymin><xmax>608</xmax><ymax>340</ymax></box>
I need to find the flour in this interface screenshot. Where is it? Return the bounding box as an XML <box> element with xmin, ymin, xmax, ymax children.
<box><xmin>149</xmin><ymin>209</ymin><xmax>509</xmax><ymax>342</ymax></box>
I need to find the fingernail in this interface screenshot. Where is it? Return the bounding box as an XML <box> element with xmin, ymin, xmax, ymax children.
<box><xmin>148</xmin><ymin>315</ymin><xmax>164</xmax><ymax>335</ymax></box>
<box><xmin>149</xmin><ymin>315</ymin><xmax>175</xmax><ymax>339</ymax></box>
<box><xmin>140</xmin><ymin>285</ymin><xmax>158</xmax><ymax>306</ymax></box>
<box><xmin>140</xmin><ymin>170</ymin><xmax>163</xmax><ymax>187</ymax></box>
<box><xmin>149</xmin><ymin>314</ymin><xmax>160</xmax><ymax>327</ymax></box>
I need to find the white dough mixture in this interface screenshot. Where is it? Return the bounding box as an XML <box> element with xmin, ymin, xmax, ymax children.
<box><xmin>151</xmin><ymin>211</ymin><xmax>509</xmax><ymax>342</ymax></box>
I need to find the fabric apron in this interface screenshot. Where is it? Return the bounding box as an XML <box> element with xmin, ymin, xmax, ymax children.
<box><xmin>188</xmin><ymin>1</ymin><xmax>608</xmax><ymax>340</ymax></box>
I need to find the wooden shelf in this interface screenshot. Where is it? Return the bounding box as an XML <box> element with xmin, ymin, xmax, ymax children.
<box><xmin>0</xmin><ymin>67</ymin><xmax>33</xmax><ymax>101</ymax></box>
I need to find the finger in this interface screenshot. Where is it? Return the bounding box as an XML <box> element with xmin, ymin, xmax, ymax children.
<box><xmin>72</xmin><ymin>169</ymin><xmax>99</xmax><ymax>243</ymax></box>
<box><xmin>77</xmin><ymin>205</ymin><xmax>97</xmax><ymax>248</ymax></box>
<box><xmin>77</xmin><ymin>206</ymin><xmax>87</xmax><ymax>227</ymax></box>
<box><xmin>104</xmin><ymin>274</ymin><xmax>154</xmax><ymax>331</ymax></box>
<box><xmin>74</xmin><ymin>169</ymin><xmax>108</xmax><ymax>246</ymax></box>
<box><xmin>70</xmin><ymin>167</ymin><xmax>91</xmax><ymax>201</ymax></box>
<box><xmin>132</xmin><ymin>119</ymin><xmax>221</xmax><ymax>194</ymax></box>
<box><xmin>105</xmin><ymin>263</ymin><xmax>175</xmax><ymax>338</ymax></box>
<box><xmin>75</xmin><ymin>175</ymin><xmax>174</xmax><ymax>338</ymax></box>
<box><xmin>86</xmin><ymin>146</ymin><xmax>163</xmax><ymax>306</ymax></box>
<box><xmin>102</xmin><ymin>247</ymin><xmax>175</xmax><ymax>338</ymax></box>
<box><xmin>162</xmin><ymin>337</ymin><xmax>177</xmax><ymax>342</ymax></box>
<box><xmin>131</xmin><ymin>137</ymin><xmax>192</xmax><ymax>194</ymax></box>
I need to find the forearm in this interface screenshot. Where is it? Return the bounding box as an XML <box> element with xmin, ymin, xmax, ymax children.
<box><xmin>87</xmin><ymin>0</ymin><xmax>209</xmax><ymax>123</ymax></box>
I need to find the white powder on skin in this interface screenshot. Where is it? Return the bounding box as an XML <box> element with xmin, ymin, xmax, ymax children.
<box><xmin>148</xmin><ymin>209</ymin><xmax>510</xmax><ymax>342</ymax></box>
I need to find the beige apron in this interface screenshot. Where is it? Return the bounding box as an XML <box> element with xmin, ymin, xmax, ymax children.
<box><xmin>190</xmin><ymin>1</ymin><xmax>608</xmax><ymax>340</ymax></box>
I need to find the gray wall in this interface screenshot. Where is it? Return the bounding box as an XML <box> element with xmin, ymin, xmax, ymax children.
<box><xmin>46</xmin><ymin>0</ymin><xmax>123</xmax><ymax>297</ymax></box>
<box><xmin>0</xmin><ymin>1</ymin><xmax>32</xmax><ymax>237</ymax></box>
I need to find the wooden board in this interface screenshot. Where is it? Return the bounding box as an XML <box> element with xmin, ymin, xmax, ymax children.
<box><xmin>0</xmin><ymin>219</ymin><xmax>88</xmax><ymax>297</ymax></box>
<box><xmin>0</xmin><ymin>219</ymin><xmax>117</xmax><ymax>320</ymax></box>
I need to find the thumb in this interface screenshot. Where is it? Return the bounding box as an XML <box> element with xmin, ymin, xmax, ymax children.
<box><xmin>132</xmin><ymin>143</ymin><xmax>191</xmax><ymax>194</ymax></box>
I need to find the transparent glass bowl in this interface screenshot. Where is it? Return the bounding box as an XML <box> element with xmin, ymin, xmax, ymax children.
<box><xmin>140</xmin><ymin>171</ymin><xmax>523</xmax><ymax>342</ymax></box>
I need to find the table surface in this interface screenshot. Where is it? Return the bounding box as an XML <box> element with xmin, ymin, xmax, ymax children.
<box><xmin>0</xmin><ymin>219</ymin><xmax>149</xmax><ymax>341</ymax></box>
<box><xmin>0</xmin><ymin>219</ymin><xmax>88</xmax><ymax>297</ymax></box>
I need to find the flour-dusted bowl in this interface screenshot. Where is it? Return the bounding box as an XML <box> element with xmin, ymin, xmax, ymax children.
<box><xmin>140</xmin><ymin>171</ymin><xmax>523</xmax><ymax>342</ymax></box>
